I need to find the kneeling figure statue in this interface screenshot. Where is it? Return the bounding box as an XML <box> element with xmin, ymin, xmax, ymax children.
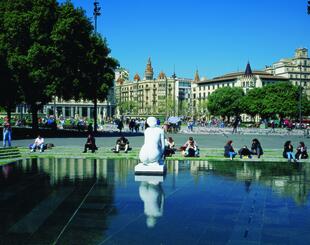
<box><xmin>135</xmin><ymin>117</ymin><xmax>165</xmax><ymax>174</ymax></box>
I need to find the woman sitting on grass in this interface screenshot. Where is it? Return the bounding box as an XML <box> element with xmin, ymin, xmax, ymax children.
<box><xmin>164</xmin><ymin>137</ymin><xmax>176</xmax><ymax>157</ymax></box>
<box><xmin>296</xmin><ymin>141</ymin><xmax>308</xmax><ymax>160</ymax></box>
<box><xmin>181</xmin><ymin>137</ymin><xmax>199</xmax><ymax>157</ymax></box>
<box><xmin>83</xmin><ymin>133</ymin><xmax>98</xmax><ymax>153</ymax></box>
<box><xmin>224</xmin><ymin>140</ymin><xmax>237</xmax><ymax>160</ymax></box>
<box><xmin>251</xmin><ymin>138</ymin><xmax>263</xmax><ymax>158</ymax></box>
<box><xmin>283</xmin><ymin>140</ymin><xmax>297</xmax><ymax>162</ymax></box>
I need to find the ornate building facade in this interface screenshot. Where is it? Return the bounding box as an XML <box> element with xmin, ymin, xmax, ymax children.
<box><xmin>115</xmin><ymin>58</ymin><xmax>192</xmax><ymax>116</ymax></box>
<box><xmin>265</xmin><ymin>48</ymin><xmax>310</xmax><ymax>96</ymax></box>
<box><xmin>190</xmin><ymin>63</ymin><xmax>290</xmax><ymax>117</ymax></box>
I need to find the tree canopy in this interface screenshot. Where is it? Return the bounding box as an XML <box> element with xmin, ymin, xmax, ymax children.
<box><xmin>207</xmin><ymin>87</ymin><xmax>244</xmax><ymax>120</ymax></box>
<box><xmin>0</xmin><ymin>0</ymin><xmax>119</xmax><ymax>131</ymax></box>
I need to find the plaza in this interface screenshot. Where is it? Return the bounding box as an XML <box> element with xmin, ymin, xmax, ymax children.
<box><xmin>1</xmin><ymin>0</ymin><xmax>310</xmax><ymax>244</ymax></box>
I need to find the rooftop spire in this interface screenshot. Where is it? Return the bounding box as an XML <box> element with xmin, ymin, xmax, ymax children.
<box><xmin>144</xmin><ymin>57</ymin><xmax>154</xmax><ymax>80</ymax></box>
<box><xmin>194</xmin><ymin>69</ymin><xmax>200</xmax><ymax>82</ymax></box>
<box><xmin>244</xmin><ymin>62</ymin><xmax>253</xmax><ymax>76</ymax></box>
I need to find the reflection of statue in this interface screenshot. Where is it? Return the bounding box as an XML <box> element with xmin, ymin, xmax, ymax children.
<box><xmin>139</xmin><ymin>180</ymin><xmax>164</xmax><ymax>228</ymax></box>
<box><xmin>139</xmin><ymin>117</ymin><xmax>165</xmax><ymax>165</ymax></box>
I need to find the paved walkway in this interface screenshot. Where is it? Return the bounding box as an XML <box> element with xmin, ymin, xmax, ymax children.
<box><xmin>12</xmin><ymin>129</ymin><xmax>310</xmax><ymax>150</ymax></box>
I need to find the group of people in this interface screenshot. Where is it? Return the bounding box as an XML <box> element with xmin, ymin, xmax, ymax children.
<box><xmin>224</xmin><ymin>139</ymin><xmax>263</xmax><ymax>160</ymax></box>
<box><xmin>283</xmin><ymin>141</ymin><xmax>308</xmax><ymax>162</ymax></box>
<box><xmin>80</xmin><ymin>130</ymin><xmax>309</xmax><ymax>164</ymax></box>
<box><xmin>224</xmin><ymin>139</ymin><xmax>308</xmax><ymax>162</ymax></box>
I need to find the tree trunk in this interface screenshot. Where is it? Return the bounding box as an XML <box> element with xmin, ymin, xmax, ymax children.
<box><xmin>93</xmin><ymin>97</ymin><xmax>98</xmax><ymax>134</ymax></box>
<box><xmin>31</xmin><ymin>104</ymin><xmax>39</xmax><ymax>134</ymax></box>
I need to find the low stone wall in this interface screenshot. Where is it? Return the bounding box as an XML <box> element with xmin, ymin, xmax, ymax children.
<box><xmin>180</xmin><ymin>126</ymin><xmax>308</xmax><ymax>136</ymax></box>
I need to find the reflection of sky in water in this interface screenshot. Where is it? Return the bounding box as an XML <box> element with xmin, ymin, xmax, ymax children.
<box><xmin>0</xmin><ymin>159</ymin><xmax>310</xmax><ymax>244</ymax></box>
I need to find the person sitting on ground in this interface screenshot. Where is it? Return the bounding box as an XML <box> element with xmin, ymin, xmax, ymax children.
<box><xmin>164</xmin><ymin>137</ymin><xmax>176</xmax><ymax>157</ymax></box>
<box><xmin>296</xmin><ymin>141</ymin><xmax>308</xmax><ymax>160</ymax></box>
<box><xmin>181</xmin><ymin>137</ymin><xmax>199</xmax><ymax>157</ymax></box>
<box><xmin>238</xmin><ymin>145</ymin><xmax>252</xmax><ymax>159</ymax></box>
<box><xmin>83</xmin><ymin>133</ymin><xmax>98</xmax><ymax>153</ymax></box>
<box><xmin>113</xmin><ymin>135</ymin><xmax>130</xmax><ymax>153</ymax></box>
<box><xmin>283</xmin><ymin>140</ymin><xmax>297</xmax><ymax>162</ymax></box>
<box><xmin>251</xmin><ymin>138</ymin><xmax>263</xmax><ymax>158</ymax></box>
<box><xmin>224</xmin><ymin>140</ymin><xmax>237</xmax><ymax>160</ymax></box>
<box><xmin>30</xmin><ymin>135</ymin><xmax>45</xmax><ymax>152</ymax></box>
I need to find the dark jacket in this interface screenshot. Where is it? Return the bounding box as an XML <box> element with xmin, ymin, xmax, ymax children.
<box><xmin>224</xmin><ymin>144</ymin><xmax>234</xmax><ymax>157</ymax></box>
<box><xmin>283</xmin><ymin>144</ymin><xmax>293</xmax><ymax>158</ymax></box>
<box><xmin>238</xmin><ymin>147</ymin><xmax>252</xmax><ymax>156</ymax></box>
<box><xmin>251</xmin><ymin>142</ymin><xmax>263</xmax><ymax>156</ymax></box>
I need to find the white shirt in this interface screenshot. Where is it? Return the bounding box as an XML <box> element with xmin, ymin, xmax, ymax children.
<box><xmin>34</xmin><ymin>137</ymin><xmax>44</xmax><ymax>146</ymax></box>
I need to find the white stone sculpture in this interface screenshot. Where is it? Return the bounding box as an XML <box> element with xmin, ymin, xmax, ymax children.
<box><xmin>139</xmin><ymin>117</ymin><xmax>165</xmax><ymax>164</ymax></box>
<box><xmin>139</xmin><ymin>179</ymin><xmax>164</xmax><ymax>228</ymax></box>
<box><xmin>135</xmin><ymin>117</ymin><xmax>166</xmax><ymax>174</ymax></box>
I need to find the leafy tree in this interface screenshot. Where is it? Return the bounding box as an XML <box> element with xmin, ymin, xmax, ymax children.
<box><xmin>178</xmin><ymin>100</ymin><xmax>189</xmax><ymax>116</ymax></box>
<box><xmin>78</xmin><ymin>35</ymin><xmax>118</xmax><ymax>132</ymax></box>
<box><xmin>1</xmin><ymin>0</ymin><xmax>59</xmax><ymax>130</ymax></box>
<box><xmin>0</xmin><ymin>49</ymin><xmax>21</xmax><ymax>121</ymax></box>
<box><xmin>50</xmin><ymin>1</ymin><xmax>93</xmax><ymax>101</ymax></box>
<box><xmin>261</xmin><ymin>83</ymin><xmax>302</xmax><ymax>119</ymax></box>
<box><xmin>241</xmin><ymin>83</ymin><xmax>310</xmax><ymax>121</ymax></box>
<box><xmin>196</xmin><ymin>99</ymin><xmax>208</xmax><ymax>116</ymax></box>
<box><xmin>241</xmin><ymin>87</ymin><xmax>267</xmax><ymax>120</ymax></box>
<box><xmin>51</xmin><ymin>2</ymin><xmax>118</xmax><ymax>132</ymax></box>
<box><xmin>119</xmin><ymin>101</ymin><xmax>138</xmax><ymax>114</ymax></box>
<box><xmin>207</xmin><ymin>87</ymin><xmax>244</xmax><ymax>121</ymax></box>
<box><xmin>0</xmin><ymin>0</ymin><xmax>118</xmax><ymax>132</ymax></box>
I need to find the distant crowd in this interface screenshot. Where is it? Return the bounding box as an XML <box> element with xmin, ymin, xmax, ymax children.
<box><xmin>1</xmin><ymin>115</ymin><xmax>309</xmax><ymax>162</ymax></box>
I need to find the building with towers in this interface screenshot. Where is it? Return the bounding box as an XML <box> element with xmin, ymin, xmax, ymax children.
<box><xmin>115</xmin><ymin>58</ymin><xmax>192</xmax><ymax>116</ymax></box>
<box><xmin>191</xmin><ymin>63</ymin><xmax>289</xmax><ymax>117</ymax></box>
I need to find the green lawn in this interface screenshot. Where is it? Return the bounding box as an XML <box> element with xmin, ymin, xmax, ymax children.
<box><xmin>0</xmin><ymin>146</ymin><xmax>306</xmax><ymax>164</ymax></box>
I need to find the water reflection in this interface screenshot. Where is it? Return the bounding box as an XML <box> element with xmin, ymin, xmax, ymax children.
<box><xmin>170</xmin><ymin>160</ymin><xmax>310</xmax><ymax>205</ymax></box>
<box><xmin>136</xmin><ymin>175</ymin><xmax>164</xmax><ymax>228</ymax></box>
<box><xmin>1</xmin><ymin>158</ymin><xmax>310</xmax><ymax>244</ymax></box>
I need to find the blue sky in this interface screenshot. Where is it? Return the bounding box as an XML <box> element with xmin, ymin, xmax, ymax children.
<box><xmin>60</xmin><ymin>0</ymin><xmax>310</xmax><ymax>79</ymax></box>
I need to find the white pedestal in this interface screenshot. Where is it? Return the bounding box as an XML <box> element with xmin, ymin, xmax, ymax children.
<box><xmin>134</xmin><ymin>162</ymin><xmax>166</xmax><ymax>175</ymax></box>
<box><xmin>135</xmin><ymin>175</ymin><xmax>164</xmax><ymax>182</ymax></box>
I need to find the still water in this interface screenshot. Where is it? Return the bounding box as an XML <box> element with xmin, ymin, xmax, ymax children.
<box><xmin>0</xmin><ymin>158</ymin><xmax>310</xmax><ymax>244</ymax></box>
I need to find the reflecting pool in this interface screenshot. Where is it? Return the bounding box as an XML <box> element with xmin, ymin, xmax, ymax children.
<box><xmin>1</xmin><ymin>159</ymin><xmax>310</xmax><ymax>244</ymax></box>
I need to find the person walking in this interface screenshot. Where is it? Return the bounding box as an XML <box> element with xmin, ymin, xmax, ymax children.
<box><xmin>3</xmin><ymin>118</ymin><xmax>12</xmax><ymax>147</ymax></box>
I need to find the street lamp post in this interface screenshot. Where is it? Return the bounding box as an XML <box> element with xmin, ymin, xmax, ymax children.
<box><xmin>299</xmin><ymin>64</ymin><xmax>302</xmax><ymax>128</ymax></box>
<box><xmin>172</xmin><ymin>70</ymin><xmax>177</xmax><ymax>116</ymax></box>
<box><xmin>165</xmin><ymin>77</ymin><xmax>168</xmax><ymax>119</ymax></box>
<box><xmin>93</xmin><ymin>0</ymin><xmax>101</xmax><ymax>133</ymax></box>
